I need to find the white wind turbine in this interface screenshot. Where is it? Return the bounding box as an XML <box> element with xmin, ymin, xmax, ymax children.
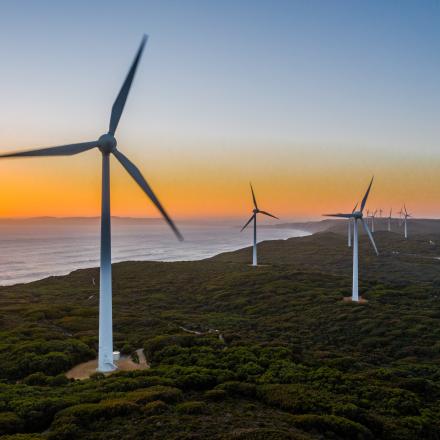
<box><xmin>324</xmin><ymin>178</ymin><xmax>379</xmax><ymax>302</ymax></box>
<box><xmin>0</xmin><ymin>36</ymin><xmax>183</xmax><ymax>372</ymax></box>
<box><xmin>369</xmin><ymin>210</ymin><xmax>378</xmax><ymax>233</ymax></box>
<box><xmin>241</xmin><ymin>184</ymin><xmax>278</xmax><ymax>266</ymax></box>
<box><xmin>388</xmin><ymin>208</ymin><xmax>392</xmax><ymax>232</ymax></box>
<box><xmin>401</xmin><ymin>204</ymin><xmax>411</xmax><ymax>239</ymax></box>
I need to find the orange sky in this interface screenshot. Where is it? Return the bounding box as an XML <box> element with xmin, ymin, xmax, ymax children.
<box><xmin>1</xmin><ymin>138</ymin><xmax>439</xmax><ymax>220</ymax></box>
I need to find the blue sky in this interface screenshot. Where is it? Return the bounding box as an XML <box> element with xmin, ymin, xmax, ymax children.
<box><xmin>0</xmin><ymin>0</ymin><xmax>439</xmax><ymax>218</ymax></box>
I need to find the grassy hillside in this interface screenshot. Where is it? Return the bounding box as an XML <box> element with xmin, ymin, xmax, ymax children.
<box><xmin>0</xmin><ymin>232</ymin><xmax>440</xmax><ymax>439</ymax></box>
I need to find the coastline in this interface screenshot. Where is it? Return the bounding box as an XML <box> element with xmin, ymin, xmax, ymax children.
<box><xmin>0</xmin><ymin>225</ymin><xmax>313</xmax><ymax>287</ymax></box>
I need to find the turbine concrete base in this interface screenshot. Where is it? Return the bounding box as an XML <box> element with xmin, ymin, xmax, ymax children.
<box><xmin>97</xmin><ymin>362</ymin><xmax>117</xmax><ymax>373</ymax></box>
<box><xmin>342</xmin><ymin>296</ymin><xmax>369</xmax><ymax>304</ymax></box>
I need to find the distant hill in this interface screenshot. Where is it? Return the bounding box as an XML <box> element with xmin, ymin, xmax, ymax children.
<box><xmin>264</xmin><ymin>217</ymin><xmax>440</xmax><ymax>236</ymax></box>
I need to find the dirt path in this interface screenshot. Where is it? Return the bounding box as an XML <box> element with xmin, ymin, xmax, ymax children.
<box><xmin>180</xmin><ymin>326</ymin><xmax>226</xmax><ymax>344</ymax></box>
<box><xmin>136</xmin><ymin>348</ymin><xmax>149</xmax><ymax>367</ymax></box>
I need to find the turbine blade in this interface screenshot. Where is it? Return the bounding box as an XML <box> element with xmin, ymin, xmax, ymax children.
<box><xmin>241</xmin><ymin>214</ymin><xmax>255</xmax><ymax>232</ymax></box>
<box><xmin>259</xmin><ymin>210</ymin><xmax>279</xmax><ymax>219</ymax></box>
<box><xmin>113</xmin><ymin>149</ymin><xmax>183</xmax><ymax>241</ymax></box>
<box><xmin>352</xmin><ymin>202</ymin><xmax>358</xmax><ymax>213</ymax></box>
<box><xmin>250</xmin><ymin>183</ymin><xmax>258</xmax><ymax>209</ymax></box>
<box><xmin>323</xmin><ymin>213</ymin><xmax>354</xmax><ymax>218</ymax></box>
<box><xmin>360</xmin><ymin>176</ymin><xmax>374</xmax><ymax>212</ymax></box>
<box><xmin>361</xmin><ymin>218</ymin><xmax>379</xmax><ymax>255</ymax></box>
<box><xmin>109</xmin><ymin>35</ymin><xmax>148</xmax><ymax>135</ymax></box>
<box><xmin>0</xmin><ymin>141</ymin><xmax>97</xmax><ymax>158</ymax></box>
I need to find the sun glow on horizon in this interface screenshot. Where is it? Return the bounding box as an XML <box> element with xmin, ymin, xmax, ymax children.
<box><xmin>1</xmin><ymin>138</ymin><xmax>440</xmax><ymax>220</ymax></box>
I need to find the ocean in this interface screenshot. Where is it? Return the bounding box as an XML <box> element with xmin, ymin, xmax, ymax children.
<box><xmin>0</xmin><ymin>218</ymin><xmax>309</xmax><ymax>286</ymax></box>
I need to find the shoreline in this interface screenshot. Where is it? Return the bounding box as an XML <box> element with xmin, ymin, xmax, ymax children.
<box><xmin>0</xmin><ymin>227</ymin><xmax>314</xmax><ymax>288</ymax></box>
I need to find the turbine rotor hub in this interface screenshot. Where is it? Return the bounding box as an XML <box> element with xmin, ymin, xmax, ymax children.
<box><xmin>98</xmin><ymin>134</ymin><xmax>117</xmax><ymax>154</ymax></box>
<box><xmin>253</xmin><ymin>208</ymin><xmax>259</xmax><ymax>214</ymax></box>
<box><xmin>353</xmin><ymin>211</ymin><xmax>362</xmax><ymax>219</ymax></box>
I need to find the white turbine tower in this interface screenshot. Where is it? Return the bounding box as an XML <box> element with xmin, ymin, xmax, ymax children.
<box><xmin>372</xmin><ymin>210</ymin><xmax>378</xmax><ymax>233</ymax></box>
<box><xmin>324</xmin><ymin>178</ymin><xmax>379</xmax><ymax>302</ymax></box>
<box><xmin>0</xmin><ymin>36</ymin><xmax>183</xmax><ymax>372</ymax></box>
<box><xmin>388</xmin><ymin>208</ymin><xmax>392</xmax><ymax>232</ymax></box>
<box><xmin>347</xmin><ymin>202</ymin><xmax>358</xmax><ymax>248</ymax></box>
<box><xmin>401</xmin><ymin>204</ymin><xmax>411</xmax><ymax>239</ymax></box>
<box><xmin>241</xmin><ymin>184</ymin><xmax>278</xmax><ymax>266</ymax></box>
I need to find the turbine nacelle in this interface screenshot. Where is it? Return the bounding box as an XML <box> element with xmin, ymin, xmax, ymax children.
<box><xmin>98</xmin><ymin>134</ymin><xmax>117</xmax><ymax>154</ymax></box>
<box><xmin>352</xmin><ymin>211</ymin><xmax>363</xmax><ymax>219</ymax></box>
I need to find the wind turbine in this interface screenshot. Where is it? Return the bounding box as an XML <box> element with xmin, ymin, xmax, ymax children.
<box><xmin>347</xmin><ymin>202</ymin><xmax>358</xmax><ymax>248</ymax></box>
<box><xmin>241</xmin><ymin>183</ymin><xmax>278</xmax><ymax>266</ymax></box>
<box><xmin>0</xmin><ymin>36</ymin><xmax>183</xmax><ymax>372</ymax></box>
<box><xmin>388</xmin><ymin>208</ymin><xmax>392</xmax><ymax>232</ymax></box>
<box><xmin>379</xmin><ymin>208</ymin><xmax>383</xmax><ymax>218</ymax></box>
<box><xmin>401</xmin><ymin>204</ymin><xmax>411</xmax><ymax>239</ymax></box>
<box><xmin>369</xmin><ymin>210</ymin><xmax>377</xmax><ymax>233</ymax></box>
<box><xmin>324</xmin><ymin>178</ymin><xmax>379</xmax><ymax>302</ymax></box>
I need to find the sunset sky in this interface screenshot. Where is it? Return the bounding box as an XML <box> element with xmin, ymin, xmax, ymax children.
<box><xmin>0</xmin><ymin>0</ymin><xmax>439</xmax><ymax>220</ymax></box>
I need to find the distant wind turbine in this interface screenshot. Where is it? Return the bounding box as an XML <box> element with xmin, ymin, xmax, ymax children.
<box><xmin>369</xmin><ymin>210</ymin><xmax>378</xmax><ymax>233</ymax></box>
<box><xmin>401</xmin><ymin>204</ymin><xmax>411</xmax><ymax>239</ymax></box>
<box><xmin>388</xmin><ymin>208</ymin><xmax>392</xmax><ymax>232</ymax></box>
<box><xmin>241</xmin><ymin>184</ymin><xmax>278</xmax><ymax>266</ymax></box>
<box><xmin>379</xmin><ymin>208</ymin><xmax>383</xmax><ymax>218</ymax></box>
<box><xmin>324</xmin><ymin>177</ymin><xmax>379</xmax><ymax>302</ymax></box>
<box><xmin>0</xmin><ymin>36</ymin><xmax>183</xmax><ymax>372</ymax></box>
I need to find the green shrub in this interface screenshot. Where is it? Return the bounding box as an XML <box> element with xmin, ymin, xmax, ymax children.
<box><xmin>176</xmin><ymin>401</ymin><xmax>205</xmax><ymax>415</ymax></box>
<box><xmin>290</xmin><ymin>414</ymin><xmax>373</xmax><ymax>439</ymax></box>
<box><xmin>237</xmin><ymin>362</ymin><xmax>264</xmax><ymax>380</ymax></box>
<box><xmin>48</xmin><ymin>374</ymin><xmax>69</xmax><ymax>387</ymax></box>
<box><xmin>55</xmin><ymin>399</ymin><xmax>139</xmax><ymax>427</ymax></box>
<box><xmin>0</xmin><ymin>412</ymin><xmax>23</xmax><ymax>435</ymax></box>
<box><xmin>124</xmin><ymin>386</ymin><xmax>183</xmax><ymax>404</ymax></box>
<box><xmin>222</xmin><ymin>428</ymin><xmax>307</xmax><ymax>439</ymax></box>
<box><xmin>11</xmin><ymin>397</ymin><xmax>71</xmax><ymax>431</ymax></box>
<box><xmin>90</xmin><ymin>372</ymin><xmax>105</xmax><ymax>381</ymax></box>
<box><xmin>204</xmin><ymin>389</ymin><xmax>227</xmax><ymax>401</ymax></box>
<box><xmin>216</xmin><ymin>381</ymin><xmax>256</xmax><ymax>398</ymax></box>
<box><xmin>0</xmin><ymin>435</ymin><xmax>45</xmax><ymax>440</ymax></box>
<box><xmin>23</xmin><ymin>372</ymin><xmax>48</xmax><ymax>386</ymax></box>
<box><xmin>46</xmin><ymin>422</ymin><xmax>81</xmax><ymax>440</ymax></box>
<box><xmin>143</xmin><ymin>400</ymin><xmax>168</xmax><ymax>415</ymax></box>
<box><xmin>257</xmin><ymin>384</ymin><xmax>332</xmax><ymax>413</ymax></box>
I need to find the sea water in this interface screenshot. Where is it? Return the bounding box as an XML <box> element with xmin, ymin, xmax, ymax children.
<box><xmin>0</xmin><ymin>218</ymin><xmax>308</xmax><ymax>285</ymax></box>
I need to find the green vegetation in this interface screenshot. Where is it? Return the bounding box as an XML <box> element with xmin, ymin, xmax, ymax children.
<box><xmin>0</xmin><ymin>231</ymin><xmax>440</xmax><ymax>438</ymax></box>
